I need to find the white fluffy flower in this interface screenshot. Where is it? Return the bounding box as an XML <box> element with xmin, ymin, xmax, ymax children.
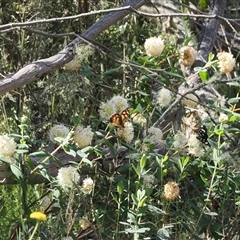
<box><xmin>109</xmin><ymin>96</ymin><xmax>129</xmax><ymax>113</ymax></box>
<box><xmin>219</xmin><ymin>113</ymin><xmax>228</xmax><ymax>123</ymax></box>
<box><xmin>0</xmin><ymin>135</ymin><xmax>16</xmax><ymax>157</ymax></box>
<box><xmin>99</xmin><ymin>101</ymin><xmax>116</xmax><ymax>119</ymax></box>
<box><xmin>217</xmin><ymin>52</ymin><xmax>235</xmax><ymax>74</ymax></box>
<box><xmin>173</xmin><ymin>131</ymin><xmax>188</xmax><ymax>148</ymax></box>
<box><xmin>99</xmin><ymin>96</ymin><xmax>129</xmax><ymax>120</ymax></box>
<box><xmin>132</xmin><ymin>113</ymin><xmax>147</xmax><ymax>128</ymax></box>
<box><xmin>82</xmin><ymin>177</ymin><xmax>94</xmax><ymax>194</ymax></box>
<box><xmin>144</xmin><ymin>37</ymin><xmax>165</xmax><ymax>57</ymax></box>
<box><xmin>146</xmin><ymin>126</ymin><xmax>163</xmax><ymax>142</ymax></box>
<box><xmin>117</xmin><ymin>122</ymin><xmax>134</xmax><ymax>143</ymax></box>
<box><xmin>157</xmin><ymin>88</ymin><xmax>172</xmax><ymax>107</ymax></box>
<box><xmin>73</xmin><ymin>125</ymin><xmax>93</xmax><ymax>148</ymax></box>
<box><xmin>49</xmin><ymin>124</ymin><xmax>70</xmax><ymax>144</ymax></box>
<box><xmin>57</xmin><ymin>166</ymin><xmax>80</xmax><ymax>189</ymax></box>
<box><xmin>142</xmin><ymin>174</ymin><xmax>155</xmax><ymax>188</ymax></box>
<box><xmin>179</xmin><ymin>46</ymin><xmax>197</xmax><ymax>67</ymax></box>
<box><xmin>188</xmin><ymin>135</ymin><xmax>204</xmax><ymax>157</ymax></box>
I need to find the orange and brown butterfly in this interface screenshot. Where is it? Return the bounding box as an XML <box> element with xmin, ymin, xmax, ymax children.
<box><xmin>109</xmin><ymin>107</ymin><xmax>130</xmax><ymax>129</ymax></box>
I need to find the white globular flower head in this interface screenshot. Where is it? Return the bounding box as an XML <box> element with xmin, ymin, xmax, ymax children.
<box><xmin>173</xmin><ymin>131</ymin><xmax>188</xmax><ymax>148</ymax></box>
<box><xmin>73</xmin><ymin>125</ymin><xmax>93</xmax><ymax>148</ymax></box>
<box><xmin>217</xmin><ymin>52</ymin><xmax>235</xmax><ymax>74</ymax></box>
<box><xmin>109</xmin><ymin>95</ymin><xmax>129</xmax><ymax>113</ymax></box>
<box><xmin>219</xmin><ymin>113</ymin><xmax>228</xmax><ymax>123</ymax></box>
<box><xmin>57</xmin><ymin>166</ymin><xmax>80</xmax><ymax>189</ymax></box>
<box><xmin>99</xmin><ymin>101</ymin><xmax>116</xmax><ymax>119</ymax></box>
<box><xmin>49</xmin><ymin>124</ymin><xmax>70</xmax><ymax>144</ymax></box>
<box><xmin>146</xmin><ymin>126</ymin><xmax>163</xmax><ymax>142</ymax></box>
<box><xmin>99</xmin><ymin>96</ymin><xmax>129</xmax><ymax>120</ymax></box>
<box><xmin>157</xmin><ymin>88</ymin><xmax>172</xmax><ymax>108</ymax></box>
<box><xmin>142</xmin><ymin>174</ymin><xmax>155</xmax><ymax>188</ymax></box>
<box><xmin>117</xmin><ymin>122</ymin><xmax>134</xmax><ymax>143</ymax></box>
<box><xmin>188</xmin><ymin>134</ymin><xmax>204</xmax><ymax>157</ymax></box>
<box><xmin>0</xmin><ymin>135</ymin><xmax>16</xmax><ymax>157</ymax></box>
<box><xmin>132</xmin><ymin>113</ymin><xmax>147</xmax><ymax>128</ymax></box>
<box><xmin>144</xmin><ymin>37</ymin><xmax>165</xmax><ymax>57</ymax></box>
<box><xmin>179</xmin><ymin>46</ymin><xmax>197</xmax><ymax>67</ymax></box>
<box><xmin>82</xmin><ymin>177</ymin><xmax>94</xmax><ymax>194</ymax></box>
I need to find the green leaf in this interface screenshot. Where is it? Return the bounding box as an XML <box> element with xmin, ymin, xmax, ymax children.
<box><xmin>157</xmin><ymin>228</ymin><xmax>171</xmax><ymax>240</ymax></box>
<box><xmin>140</xmin><ymin>154</ymin><xmax>147</xmax><ymax>170</ymax></box>
<box><xmin>10</xmin><ymin>164</ymin><xmax>23</xmax><ymax>180</ymax></box>
<box><xmin>117</xmin><ymin>181</ymin><xmax>124</xmax><ymax>195</ymax></box>
<box><xmin>199</xmin><ymin>70</ymin><xmax>209</xmax><ymax>82</ymax></box>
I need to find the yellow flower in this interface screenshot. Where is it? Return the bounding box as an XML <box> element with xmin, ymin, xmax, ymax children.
<box><xmin>163</xmin><ymin>181</ymin><xmax>180</xmax><ymax>201</ymax></box>
<box><xmin>30</xmin><ymin>211</ymin><xmax>47</xmax><ymax>221</ymax></box>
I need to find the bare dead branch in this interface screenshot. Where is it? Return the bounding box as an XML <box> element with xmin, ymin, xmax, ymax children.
<box><xmin>0</xmin><ymin>0</ymin><xmax>147</xmax><ymax>96</ymax></box>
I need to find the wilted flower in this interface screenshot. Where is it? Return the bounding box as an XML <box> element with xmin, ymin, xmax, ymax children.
<box><xmin>218</xmin><ymin>113</ymin><xmax>228</xmax><ymax>123</ymax></box>
<box><xmin>79</xmin><ymin>217</ymin><xmax>91</xmax><ymax>230</ymax></box>
<box><xmin>0</xmin><ymin>135</ymin><xmax>16</xmax><ymax>157</ymax></box>
<box><xmin>179</xmin><ymin>46</ymin><xmax>197</xmax><ymax>67</ymax></box>
<box><xmin>182</xmin><ymin>93</ymin><xmax>199</xmax><ymax>108</ymax></box>
<box><xmin>217</xmin><ymin>52</ymin><xmax>235</xmax><ymax>74</ymax></box>
<box><xmin>57</xmin><ymin>166</ymin><xmax>80</xmax><ymax>189</ymax></box>
<box><xmin>82</xmin><ymin>177</ymin><xmax>94</xmax><ymax>194</ymax></box>
<box><xmin>117</xmin><ymin>122</ymin><xmax>134</xmax><ymax>143</ymax></box>
<box><xmin>73</xmin><ymin>126</ymin><xmax>93</xmax><ymax>148</ymax></box>
<box><xmin>163</xmin><ymin>181</ymin><xmax>180</xmax><ymax>201</ymax></box>
<box><xmin>144</xmin><ymin>37</ymin><xmax>165</xmax><ymax>57</ymax></box>
<box><xmin>49</xmin><ymin>124</ymin><xmax>69</xmax><ymax>144</ymax></box>
<box><xmin>188</xmin><ymin>134</ymin><xmax>204</xmax><ymax>157</ymax></box>
<box><xmin>30</xmin><ymin>211</ymin><xmax>47</xmax><ymax>221</ymax></box>
<box><xmin>157</xmin><ymin>88</ymin><xmax>172</xmax><ymax>107</ymax></box>
<box><xmin>173</xmin><ymin>131</ymin><xmax>188</xmax><ymax>148</ymax></box>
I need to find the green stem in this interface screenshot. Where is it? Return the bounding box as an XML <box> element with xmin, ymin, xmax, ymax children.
<box><xmin>29</xmin><ymin>221</ymin><xmax>39</xmax><ymax>240</ymax></box>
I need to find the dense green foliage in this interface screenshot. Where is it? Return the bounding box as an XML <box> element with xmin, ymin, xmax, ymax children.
<box><xmin>1</xmin><ymin>0</ymin><xmax>240</xmax><ymax>240</ymax></box>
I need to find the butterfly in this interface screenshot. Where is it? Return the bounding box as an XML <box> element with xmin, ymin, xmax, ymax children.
<box><xmin>196</xmin><ymin>125</ymin><xmax>210</xmax><ymax>146</ymax></box>
<box><xmin>109</xmin><ymin>107</ymin><xmax>130</xmax><ymax>129</ymax></box>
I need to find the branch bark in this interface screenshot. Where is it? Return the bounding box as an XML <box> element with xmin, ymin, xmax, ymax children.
<box><xmin>0</xmin><ymin>0</ymin><xmax>147</xmax><ymax>96</ymax></box>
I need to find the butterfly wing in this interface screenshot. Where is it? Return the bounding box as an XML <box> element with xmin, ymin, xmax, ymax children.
<box><xmin>196</xmin><ymin>125</ymin><xmax>210</xmax><ymax>146</ymax></box>
<box><xmin>110</xmin><ymin>113</ymin><xmax>123</xmax><ymax>128</ymax></box>
<box><xmin>109</xmin><ymin>107</ymin><xmax>130</xmax><ymax>129</ymax></box>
